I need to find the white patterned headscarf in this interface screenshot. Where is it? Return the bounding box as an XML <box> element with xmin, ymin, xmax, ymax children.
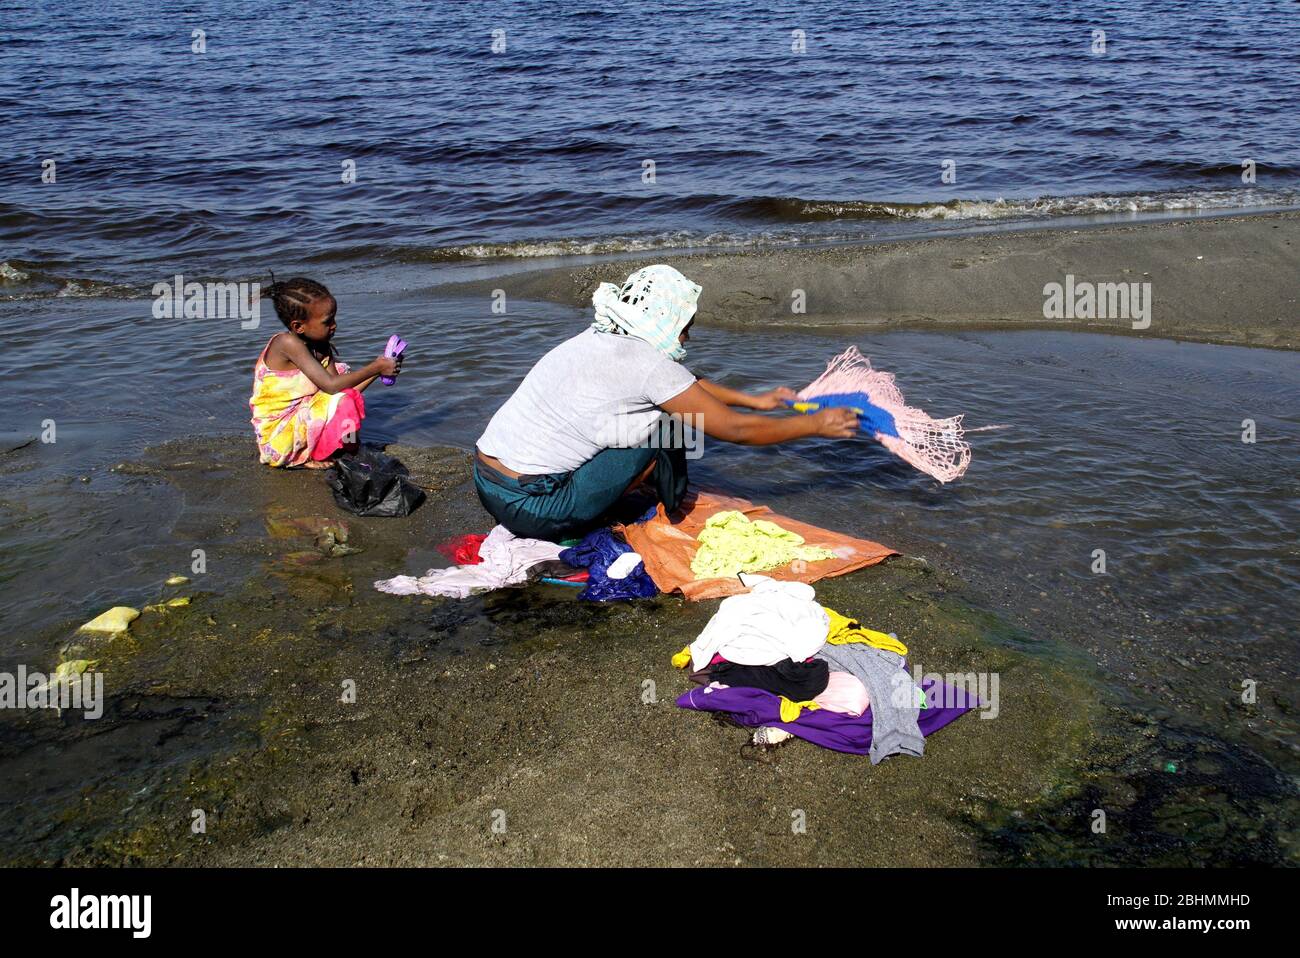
<box><xmin>591</xmin><ymin>264</ymin><xmax>701</xmax><ymax>361</ymax></box>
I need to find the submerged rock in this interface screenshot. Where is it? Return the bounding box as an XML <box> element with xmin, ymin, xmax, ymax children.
<box><xmin>165</xmin><ymin>575</ymin><xmax>190</xmax><ymax>586</ymax></box>
<box><xmin>315</xmin><ymin>526</ymin><xmax>361</xmax><ymax>558</ymax></box>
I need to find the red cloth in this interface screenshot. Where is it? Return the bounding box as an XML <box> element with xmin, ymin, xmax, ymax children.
<box><xmin>436</xmin><ymin>533</ymin><xmax>488</xmax><ymax>566</ymax></box>
<box><xmin>311</xmin><ymin>388</ymin><xmax>365</xmax><ymax>461</ymax></box>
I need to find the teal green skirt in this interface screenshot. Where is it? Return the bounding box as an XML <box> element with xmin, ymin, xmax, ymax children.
<box><xmin>474</xmin><ymin>445</ymin><xmax>687</xmax><ymax>542</ymax></box>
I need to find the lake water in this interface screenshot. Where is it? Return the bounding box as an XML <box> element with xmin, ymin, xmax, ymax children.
<box><xmin>3</xmin><ymin>0</ymin><xmax>1299</xmax><ymax>298</ymax></box>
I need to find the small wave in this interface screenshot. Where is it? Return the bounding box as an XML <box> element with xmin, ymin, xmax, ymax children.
<box><xmin>0</xmin><ymin>269</ymin><xmax>155</xmax><ymax>303</ymax></box>
<box><xmin>743</xmin><ymin>188</ymin><xmax>1300</xmax><ymax>223</ymax></box>
<box><xmin>56</xmin><ymin>281</ymin><xmax>105</xmax><ymax>298</ymax></box>
<box><xmin>390</xmin><ymin>187</ymin><xmax>1300</xmax><ymax>262</ymax></box>
<box><xmin>404</xmin><ymin>230</ymin><xmax>797</xmax><ymax>262</ymax></box>
<box><xmin>4</xmin><ymin>187</ymin><xmax>1296</xmax><ymax>293</ymax></box>
<box><xmin>0</xmin><ymin>262</ymin><xmax>30</xmax><ymax>283</ymax></box>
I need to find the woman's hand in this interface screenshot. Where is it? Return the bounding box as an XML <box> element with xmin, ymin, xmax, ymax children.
<box><xmin>813</xmin><ymin>407</ymin><xmax>859</xmax><ymax>438</ymax></box>
<box><xmin>751</xmin><ymin>387</ymin><xmax>798</xmax><ymax>411</ymax></box>
<box><xmin>662</xmin><ymin>383</ymin><xmax>859</xmax><ymax>446</ymax></box>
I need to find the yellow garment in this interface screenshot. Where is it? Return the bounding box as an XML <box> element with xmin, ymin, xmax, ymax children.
<box><xmin>672</xmin><ymin>646</ymin><xmax>692</xmax><ymax>669</ymax></box>
<box><xmin>822</xmin><ymin>606</ymin><xmax>908</xmax><ymax>656</ymax></box>
<box><xmin>690</xmin><ymin>510</ymin><xmax>836</xmax><ymax>579</ymax></box>
<box><xmin>778</xmin><ymin>697</ymin><xmax>822</xmax><ymax>723</ymax></box>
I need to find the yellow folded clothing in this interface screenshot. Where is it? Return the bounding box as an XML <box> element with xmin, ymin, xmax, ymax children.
<box><xmin>690</xmin><ymin>510</ymin><xmax>836</xmax><ymax>580</ymax></box>
<box><xmin>778</xmin><ymin>697</ymin><xmax>822</xmax><ymax>722</ymax></box>
<box><xmin>822</xmin><ymin>606</ymin><xmax>908</xmax><ymax>656</ymax></box>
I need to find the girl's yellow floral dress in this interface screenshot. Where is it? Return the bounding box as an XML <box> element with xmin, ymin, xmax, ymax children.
<box><xmin>249</xmin><ymin>338</ymin><xmax>363</xmax><ymax>467</ymax></box>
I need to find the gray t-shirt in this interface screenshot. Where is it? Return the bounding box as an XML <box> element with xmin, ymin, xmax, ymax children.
<box><xmin>477</xmin><ymin>328</ymin><xmax>697</xmax><ymax>474</ymax></box>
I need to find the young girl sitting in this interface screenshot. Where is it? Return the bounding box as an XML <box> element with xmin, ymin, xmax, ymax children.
<box><xmin>249</xmin><ymin>278</ymin><xmax>401</xmax><ymax>468</ymax></box>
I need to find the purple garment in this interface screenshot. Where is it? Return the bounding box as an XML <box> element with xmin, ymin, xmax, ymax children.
<box><xmin>675</xmin><ymin>680</ymin><xmax>979</xmax><ymax>757</ymax></box>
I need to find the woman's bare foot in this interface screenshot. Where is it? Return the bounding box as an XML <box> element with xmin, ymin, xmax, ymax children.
<box><xmin>303</xmin><ymin>459</ymin><xmax>333</xmax><ymax>470</ymax></box>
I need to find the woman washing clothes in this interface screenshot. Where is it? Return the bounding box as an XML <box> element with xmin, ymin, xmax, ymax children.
<box><xmin>474</xmin><ymin>265</ymin><xmax>859</xmax><ymax>542</ymax></box>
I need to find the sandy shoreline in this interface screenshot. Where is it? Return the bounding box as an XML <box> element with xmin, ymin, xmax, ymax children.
<box><xmin>438</xmin><ymin>212</ymin><xmax>1300</xmax><ymax>350</ymax></box>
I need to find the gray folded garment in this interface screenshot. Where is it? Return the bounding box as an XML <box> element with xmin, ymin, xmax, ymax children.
<box><xmin>814</xmin><ymin>643</ymin><xmax>924</xmax><ymax>764</ymax></box>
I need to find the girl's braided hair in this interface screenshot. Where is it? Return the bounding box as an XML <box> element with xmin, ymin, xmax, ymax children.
<box><xmin>263</xmin><ymin>273</ymin><xmax>333</xmax><ymax>329</ymax></box>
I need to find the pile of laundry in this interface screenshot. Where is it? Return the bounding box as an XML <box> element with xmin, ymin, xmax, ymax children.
<box><xmin>372</xmin><ymin>492</ymin><xmax>978</xmax><ymax>762</ymax></box>
<box><xmin>671</xmin><ymin>574</ymin><xmax>977</xmax><ymax>762</ymax></box>
<box><xmin>374</xmin><ymin>524</ymin><xmax>656</xmax><ymax>602</ymax></box>
<box><xmin>374</xmin><ymin>488</ymin><xmax>897</xmax><ymax>604</ymax></box>
<box><xmin>557</xmin><ymin>527</ymin><xmax>656</xmax><ymax>601</ymax></box>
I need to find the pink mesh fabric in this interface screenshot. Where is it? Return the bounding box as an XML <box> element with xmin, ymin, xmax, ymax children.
<box><xmin>797</xmin><ymin>346</ymin><xmax>971</xmax><ymax>483</ymax></box>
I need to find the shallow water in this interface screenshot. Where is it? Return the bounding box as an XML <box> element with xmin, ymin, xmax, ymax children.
<box><xmin>2</xmin><ymin>292</ymin><xmax>1296</xmax><ymax>769</ymax></box>
<box><xmin>4</xmin><ymin>0</ymin><xmax>1300</xmax><ymax>296</ymax></box>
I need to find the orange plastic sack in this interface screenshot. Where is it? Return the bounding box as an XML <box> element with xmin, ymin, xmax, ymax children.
<box><xmin>615</xmin><ymin>489</ymin><xmax>897</xmax><ymax>601</ymax></box>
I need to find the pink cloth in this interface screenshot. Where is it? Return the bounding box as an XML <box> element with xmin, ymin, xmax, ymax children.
<box><xmin>813</xmin><ymin>670</ymin><xmax>870</xmax><ymax>717</ymax></box>
<box><xmin>796</xmin><ymin>346</ymin><xmax>971</xmax><ymax>483</ymax></box>
<box><xmin>311</xmin><ymin>388</ymin><xmax>365</xmax><ymax>461</ymax></box>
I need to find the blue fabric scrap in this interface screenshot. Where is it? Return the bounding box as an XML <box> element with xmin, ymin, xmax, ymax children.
<box><xmin>558</xmin><ymin>528</ymin><xmax>658</xmax><ymax>602</ymax></box>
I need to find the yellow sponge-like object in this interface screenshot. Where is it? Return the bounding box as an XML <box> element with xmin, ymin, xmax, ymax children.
<box><xmin>78</xmin><ymin>606</ymin><xmax>140</xmax><ymax>634</ymax></box>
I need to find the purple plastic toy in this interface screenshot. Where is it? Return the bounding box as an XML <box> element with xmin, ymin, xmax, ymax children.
<box><xmin>382</xmin><ymin>334</ymin><xmax>407</xmax><ymax>385</ymax></box>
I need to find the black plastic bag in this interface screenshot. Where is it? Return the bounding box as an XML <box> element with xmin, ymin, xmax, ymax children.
<box><xmin>325</xmin><ymin>447</ymin><xmax>426</xmax><ymax>517</ymax></box>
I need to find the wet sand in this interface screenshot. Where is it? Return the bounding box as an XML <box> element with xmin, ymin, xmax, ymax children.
<box><xmin>438</xmin><ymin>212</ymin><xmax>1300</xmax><ymax>350</ymax></box>
<box><xmin>2</xmin><ymin>437</ymin><xmax>1293</xmax><ymax>867</ymax></box>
